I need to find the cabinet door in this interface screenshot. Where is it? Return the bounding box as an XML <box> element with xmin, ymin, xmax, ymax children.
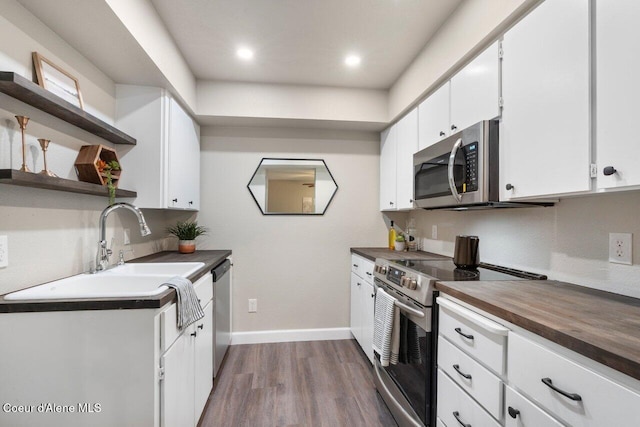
<box><xmin>194</xmin><ymin>301</ymin><xmax>213</xmax><ymax>421</ymax></box>
<box><xmin>395</xmin><ymin>108</ymin><xmax>418</xmax><ymax>210</ymax></box>
<box><xmin>379</xmin><ymin>126</ymin><xmax>397</xmax><ymax>211</ymax></box>
<box><xmin>418</xmin><ymin>83</ymin><xmax>450</xmax><ymax>150</ymax></box>
<box><xmin>596</xmin><ymin>0</ymin><xmax>640</xmax><ymax>190</ymax></box>
<box><xmin>361</xmin><ymin>282</ymin><xmax>375</xmax><ymax>364</ymax></box>
<box><xmin>450</xmin><ymin>41</ymin><xmax>501</xmax><ymax>132</ymax></box>
<box><xmin>350</xmin><ymin>272</ymin><xmax>363</xmax><ymax>345</ymax></box>
<box><xmin>505</xmin><ymin>386</ymin><xmax>563</xmax><ymax>427</ymax></box>
<box><xmin>161</xmin><ymin>328</ymin><xmax>195</xmax><ymax>427</ymax></box>
<box><xmin>501</xmin><ymin>0</ymin><xmax>590</xmax><ymax>200</ymax></box>
<box><xmin>168</xmin><ymin>97</ymin><xmax>198</xmax><ymax>210</ymax></box>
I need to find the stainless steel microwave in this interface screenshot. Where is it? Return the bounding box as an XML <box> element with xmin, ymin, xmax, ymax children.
<box><xmin>413</xmin><ymin>120</ymin><xmax>552</xmax><ymax>210</ymax></box>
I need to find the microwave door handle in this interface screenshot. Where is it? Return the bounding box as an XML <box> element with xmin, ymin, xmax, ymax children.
<box><xmin>448</xmin><ymin>138</ymin><xmax>463</xmax><ymax>203</ymax></box>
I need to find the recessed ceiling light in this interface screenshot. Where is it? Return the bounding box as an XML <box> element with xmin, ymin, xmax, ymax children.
<box><xmin>237</xmin><ymin>47</ymin><xmax>254</xmax><ymax>60</ymax></box>
<box><xmin>345</xmin><ymin>55</ymin><xmax>361</xmax><ymax>67</ymax></box>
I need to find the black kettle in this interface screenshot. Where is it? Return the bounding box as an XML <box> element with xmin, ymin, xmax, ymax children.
<box><xmin>453</xmin><ymin>235</ymin><xmax>480</xmax><ymax>270</ymax></box>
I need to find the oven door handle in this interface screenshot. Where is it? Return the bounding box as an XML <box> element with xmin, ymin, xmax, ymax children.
<box><xmin>394</xmin><ymin>299</ymin><xmax>425</xmax><ymax>318</ymax></box>
<box><xmin>375</xmin><ymin>285</ymin><xmax>425</xmax><ymax>318</ymax></box>
<box><xmin>448</xmin><ymin>138</ymin><xmax>463</xmax><ymax>203</ymax></box>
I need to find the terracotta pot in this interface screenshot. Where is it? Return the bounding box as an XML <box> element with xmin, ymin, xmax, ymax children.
<box><xmin>178</xmin><ymin>240</ymin><xmax>196</xmax><ymax>254</ymax></box>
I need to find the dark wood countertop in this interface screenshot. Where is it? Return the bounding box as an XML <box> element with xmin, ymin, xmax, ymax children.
<box><xmin>0</xmin><ymin>250</ymin><xmax>231</xmax><ymax>313</ymax></box>
<box><xmin>351</xmin><ymin>247</ymin><xmax>449</xmax><ymax>262</ymax></box>
<box><xmin>435</xmin><ymin>279</ymin><xmax>640</xmax><ymax>381</ymax></box>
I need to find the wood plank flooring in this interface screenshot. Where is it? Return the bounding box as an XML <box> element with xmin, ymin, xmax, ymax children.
<box><xmin>199</xmin><ymin>339</ymin><xmax>397</xmax><ymax>427</ymax></box>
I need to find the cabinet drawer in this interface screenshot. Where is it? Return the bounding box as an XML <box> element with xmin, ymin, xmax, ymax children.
<box><xmin>505</xmin><ymin>386</ymin><xmax>562</xmax><ymax>427</ymax></box>
<box><xmin>437</xmin><ymin>369</ymin><xmax>501</xmax><ymax>427</ymax></box>
<box><xmin>438</xmin><ymin>336</ymin><xmax>503</xmax><ymax>419</ymax></box>
<box><xmin>161</xmin><ymin>273</ymin><xmax>212</xmax><ymax>353</ymax></box>
<box><xmin>437</xmin><ymin>297</ymin><xmax>508</xmax><ymax>376</ymax></box>
<box><xmin>508</xmin><ymin>332</ymin><xmax>640</xmax><ymax>426</ymax></box>
<box><xmin>351</xmin><ymin>254</ymin><xmax>374</xmax><ymax>284</ymax></box>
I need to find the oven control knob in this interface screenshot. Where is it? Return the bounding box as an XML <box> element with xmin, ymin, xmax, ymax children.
<box><xmin>374</xmin><ymin>265</ymin><xmax>380</xmax><ymax>273</ymax></box>
<box><xmin>408</xmin><ymin>279</ymin><xmax>418</xmax><ymax>290</ymax></box>
<box><xmin>381</xmin><ymin>266</ymin><xmax>388</xmax><ymax>274</ymax></box>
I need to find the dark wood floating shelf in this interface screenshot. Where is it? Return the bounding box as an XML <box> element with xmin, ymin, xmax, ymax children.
<box><xmin>0</xmin><ymin>169</ymin><xmax>137</xmax><ymax>198</ymax></box>
<box><xmin>0</xmin><ymin>72</ymin><xmax>136</xmax><ymax>146</ymax></box>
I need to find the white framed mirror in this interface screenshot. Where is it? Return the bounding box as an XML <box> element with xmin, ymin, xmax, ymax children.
<box><xmin>247</xmin><ymin>158</ymin><xmax>338</xmax><ymax>215</ymax></box>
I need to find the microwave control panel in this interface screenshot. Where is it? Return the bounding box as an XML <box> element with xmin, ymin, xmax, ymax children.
<box><xmin>464</xmin><ymin>141</ymin><xmax>479</xmax><ymax>192</ymax></box>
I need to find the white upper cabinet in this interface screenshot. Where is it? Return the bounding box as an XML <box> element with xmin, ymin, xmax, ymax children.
<box><xmin>379</xmin><ymin>125</ymin><xmax>397</xmax><ymax>211</ymax></box>
<box><xmin>500</xmin><ymin>0</ymin><xmax>590</xmax><ymax>200</ymax></box>
<box><xmin>418</xmin><ymin>83</ymin><xmax>450</xmax><ymax>150</ymax></box>
<box><xmin>116</xmin><ymin>85</ymin><xmax>201</xmax><ymax>210</ymax></box>
<box><xmin>418</xmin><ymin>42</ymin><xmax>501</xmax><ymax>152</ymax></box>
<box><xmin>450</xmin><ymin>41</ymin><xmax>501</xmax><ymax>134</ymax></box>
<box><xmin>395</xmin><ymin>108</ymin><xmax>419</xmax><ymax>210</ymax></box>
<box><xmin>596</xmin><ymin>0</ymin><xmax>640</xmax><ymax>190</ymax></box>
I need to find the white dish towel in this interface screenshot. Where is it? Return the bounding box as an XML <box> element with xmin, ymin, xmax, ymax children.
<box><xmin>162</xmin><ymin>276</ymin><xmax>204</xmax><ymax>331</ymax></box>
<box><xmin>373</xmin><ymin>287</ymin><xmax>400</xmax><ymax>367</ymax></box>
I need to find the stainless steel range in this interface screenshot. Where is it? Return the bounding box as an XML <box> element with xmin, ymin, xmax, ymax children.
<box><xmin>372</xmin><ymin>257</ymin><xmax>546</xmax><ymax>427</ymax></box>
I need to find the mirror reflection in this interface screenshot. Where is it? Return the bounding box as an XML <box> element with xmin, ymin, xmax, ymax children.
<box><xmin>247</xmin><ymin>158</ymin><xmax>338</xmax><ymax>215</ymax></box>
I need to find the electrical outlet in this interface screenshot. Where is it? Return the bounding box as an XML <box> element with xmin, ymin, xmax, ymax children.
<box><xmin>609</xmin><ymin>233</ymin><xmax>632</xmax><ymax>265</ymax></box>
<box><xmin>0</xmin><ymin>235</ymin><xmax>7</xmax><ymax>268</ymax></box>
<box><xmin>248</xmin><ymin>299</ymin><xmax>257</xmax><ymax>313</ymax></box>
<box><xmin>123</xmin><ymin>228</ymin><xmax>131</xmax><ymax>245</ymax></box>
<box><xmin>432</xmin><ymin>225</ymin><xmax>438</xmax><ymax>240</ymax></box>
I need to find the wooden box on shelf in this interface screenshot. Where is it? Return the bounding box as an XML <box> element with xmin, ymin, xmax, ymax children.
<box><xmin>74</xmin><ymin>144</ymin><xmax>121</xmax><ymax>187</ymax></box>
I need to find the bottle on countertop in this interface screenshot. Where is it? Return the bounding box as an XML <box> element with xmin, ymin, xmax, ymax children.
<box><xmin>388</xmin><ymin>221</ymin><xmax>396</xmax><ymax>250</ymax></box>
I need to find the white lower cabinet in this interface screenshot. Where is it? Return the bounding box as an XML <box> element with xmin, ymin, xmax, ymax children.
<box><xmin>508</xmin><ymin>332</ymin><xmax>640</xmax><ymax>427</ymax></box>
<box><xmin>437</xmin><ymin>369</ymin><xmax>501</xmax><ymax>427</ymax></box>
<box><xmin>436</xmin><ymin>297</ymin><xmax>507</xmax><ymax>426</ymax></box>
<box><xmin>161</xmin><ymin>326</ymin><xmax>195</xmax><ymax>427</ymax></box>
<box><xmin>438</xmin><ymin>337</ymin><xmax>503</xmax><ymax>419</ymax></box>
<box><xmin>504</xmin><ymin>386</ymin><xmax>563</xmax><ymax>427</ymax></box>
<box><xmin>350</xmin><ymin>254</ymin><xmax>375</xmax><ymax>363</ymax></box>
<box><xmin>0</xmin><ymin>273</ymin><xmax>215</xmax><ymax>427</ymax></box>
<box><xmin>437</xmin><ymin>296</ymin><xmax>640</xmax><ymax>427</ymax></box>
<box><xmin>194</xmin><ymin>300</ymin><xmax>214</xmax><ymax>418</ymax></box>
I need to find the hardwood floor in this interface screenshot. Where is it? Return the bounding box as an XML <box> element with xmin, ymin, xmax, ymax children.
<box><xmin>199</xmin><ymin>339</ymin><xmax>397</xmax><ymax>427</ymax></box>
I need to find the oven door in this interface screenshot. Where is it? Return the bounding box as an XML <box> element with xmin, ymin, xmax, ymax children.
<box><xmin>413</xmin><ymin>121</ymin><xmax>487</xmax><ymax>209</ymax></box>
<box><xmin>373</xmin><ymin>282</ymin><xmax>433</xmax><ymax>427</ymax></box>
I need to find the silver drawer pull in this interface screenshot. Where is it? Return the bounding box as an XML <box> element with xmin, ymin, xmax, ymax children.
<box><xmin>541</xmin><ymin>377</ymin><xmax>582</xmax><ymax>401</ymax></box>
<box><xmin>453</xmin><ymin>364</ymin><xmax>472</xmax><ymax>380</ymax></box>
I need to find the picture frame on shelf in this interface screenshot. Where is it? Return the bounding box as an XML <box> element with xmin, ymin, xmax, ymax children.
<box><xmin>32</xmin><ymin>51</ymin><xmax>84</xmax><ymax>110</ymax></box>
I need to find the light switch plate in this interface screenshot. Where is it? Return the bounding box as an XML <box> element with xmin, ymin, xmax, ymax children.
<box><xmin>609</xmin><ymin>233</ymin><xmax>632</xmax><ymax>265</ymax></box>
<box><xmin>0</xmin><ymin>235</ymin><xmax>8</xmax><ymax>268</ymax></box>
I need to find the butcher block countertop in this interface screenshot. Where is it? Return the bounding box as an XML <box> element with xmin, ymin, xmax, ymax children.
<box><xmin>0</xmin><ymin>250</ymin><xmax>231</xmax><ymax>313</ymax></box>
<box><xmin>436</xmin><ymin>279</ymin><xmax>640</xmax><ymax>381</ymax></box>
<box><xmin>351</xmin><ymin>247</ymin><xmax>449</xmax><ymax>262</ymax></box>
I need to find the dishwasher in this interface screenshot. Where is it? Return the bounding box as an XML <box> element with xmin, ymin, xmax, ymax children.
<box><xmin>212</xmin><ymin>259</ymin><xmax>232</xmax><ymax>377</ymax></box>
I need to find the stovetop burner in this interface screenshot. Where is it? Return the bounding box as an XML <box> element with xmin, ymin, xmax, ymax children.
<box><xmin>388</xmin><ymin>259</ymin><xmax>547</xmax><ymax>281</ymax></box>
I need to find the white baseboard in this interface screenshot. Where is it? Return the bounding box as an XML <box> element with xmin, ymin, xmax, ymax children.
<box><xmin>231</xmin><ymin>327</ymin><xmax>352</xmax><ymax>345</ymax></box>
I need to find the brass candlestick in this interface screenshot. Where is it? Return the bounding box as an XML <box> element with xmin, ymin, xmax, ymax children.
<box><xmin>15</xmin><ymin>115</ymin><xmax>31</xmax><ymax>172</ymax></box>
<box><xmin>37</xmin><ymin>138</ymin><xmax>57</xmax><ymax>177</ymax></box>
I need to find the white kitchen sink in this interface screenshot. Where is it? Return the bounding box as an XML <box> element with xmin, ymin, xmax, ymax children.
<box><xmin>5</xmin><ymin>274</ymin><xmax>175</xmax><ymax>300</ymax></box>
<box><xmin>4</xmin><ymin>262</ymin><xmax>206</xmax><ymax>301</ymax></box>
<box><xmin>102</xmin><ymin>262</ymin><xmax>205</xmax><ymax>277</ymax></box>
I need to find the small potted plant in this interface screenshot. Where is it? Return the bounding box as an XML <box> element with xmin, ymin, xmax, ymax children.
<box><xmin>167</xmin><ymin>221</ymin><xmax>208</xmax><ymax>254</ymax></box>
<box><xmin>394</xmin><ymin>234</ymin><xmax>406</xmax><ymax>251</ymax></box>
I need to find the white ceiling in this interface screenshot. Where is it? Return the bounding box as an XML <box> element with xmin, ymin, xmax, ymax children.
<box><xmin>149</xmin><ymin>0</ymin><xmax>462</xmax><ymax>89</ymax></box>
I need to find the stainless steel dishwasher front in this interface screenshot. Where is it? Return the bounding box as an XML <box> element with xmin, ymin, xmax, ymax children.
<box><xmin>212</xmin><ymin>259</ymin><xmax>231</xmax><ymax>377</ymax></box>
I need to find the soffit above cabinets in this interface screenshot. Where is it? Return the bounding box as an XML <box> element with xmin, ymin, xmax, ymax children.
<box><xmin>149</xmin><ymin>0</ymin><xmax>462</xmax><ymax>89</ymax></box>
<box><xmin>18</xmin><ymin>0</ymin><xmax>461</xmax><ymax>91</ymax></box>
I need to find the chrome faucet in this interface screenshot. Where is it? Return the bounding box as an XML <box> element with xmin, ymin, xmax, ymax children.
<box><xmin>95</xmin><ymin>203</ymin><xmax>151</xmax><ymax>272</ymax></box>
